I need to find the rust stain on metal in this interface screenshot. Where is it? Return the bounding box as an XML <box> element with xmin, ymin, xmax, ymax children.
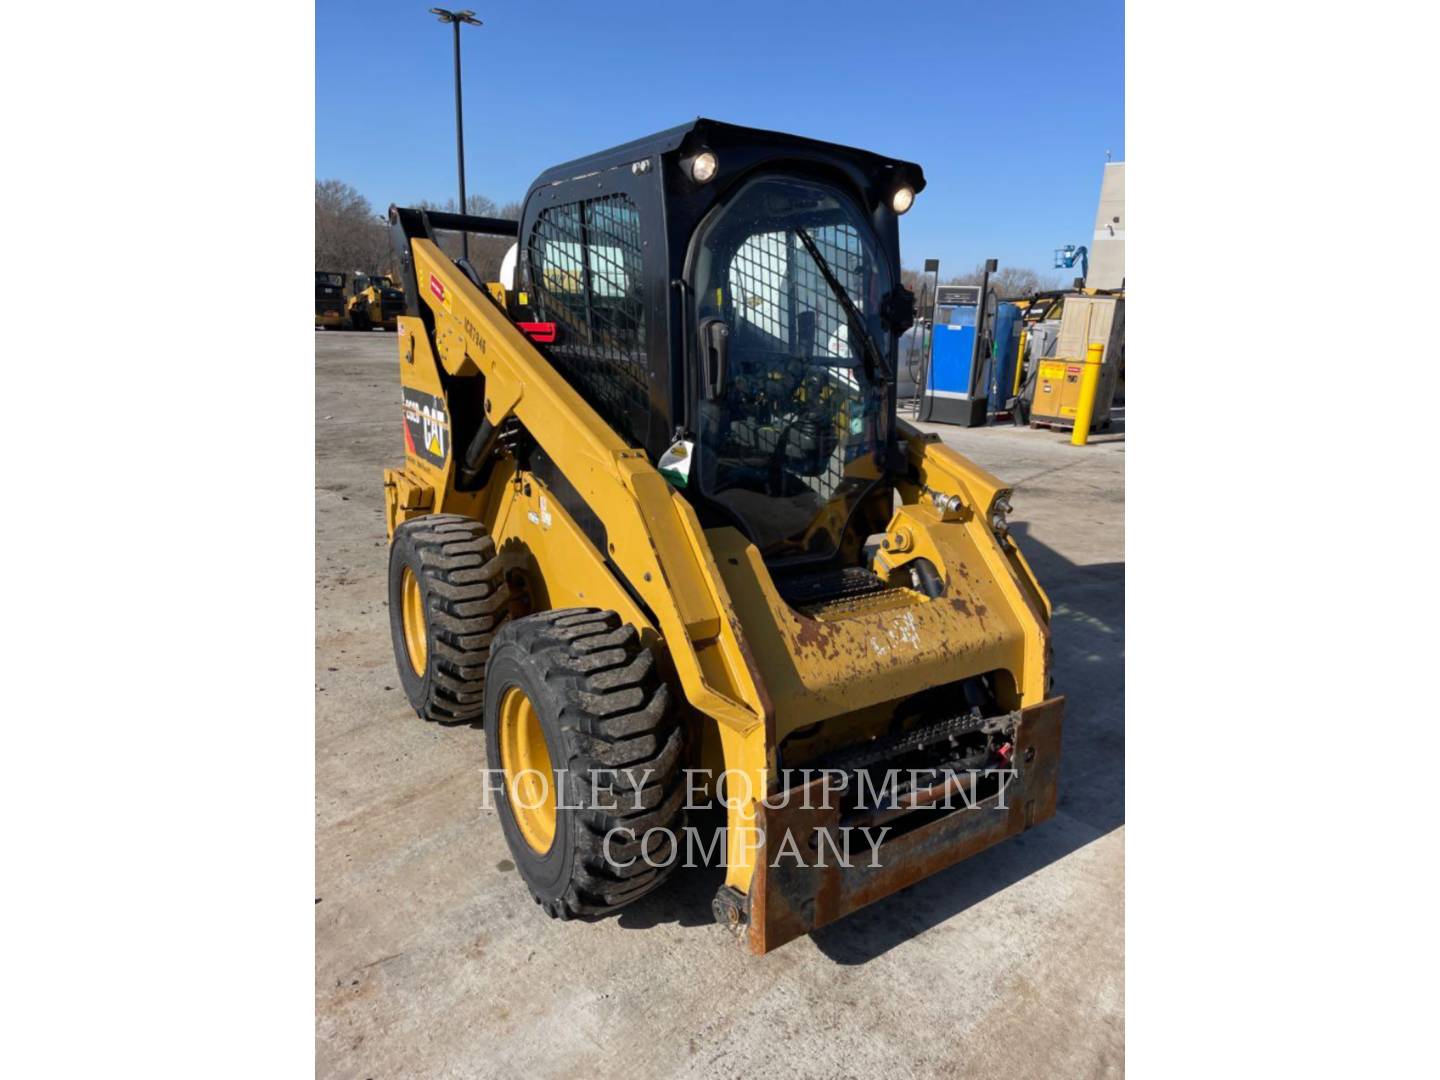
<box><xmin>792</xmin><ymin>613</ymin><xmax>841</xmax><ymax>660</ymax></box>
<box><xmin>748</xmin><ymin>696</ymin><xmax>1065</xmax><ymax>954</ymax></box>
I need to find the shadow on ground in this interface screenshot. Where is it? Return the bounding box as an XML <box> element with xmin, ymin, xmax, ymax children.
<box><xmin>609</xmin><ymin>523</ymin><xmax>1125</xmax><ymax>963</ymax></box>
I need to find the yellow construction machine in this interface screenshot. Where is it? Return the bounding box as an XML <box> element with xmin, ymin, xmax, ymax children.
<box><xmin>346</xmin><ymin>272</ymin><xmax>407</xmax><ymax>331</ymax></box>
<box><xmin>382</xmin><ymin>120</ymin><xmax>1062</xmax><ymax>953</ymax></box>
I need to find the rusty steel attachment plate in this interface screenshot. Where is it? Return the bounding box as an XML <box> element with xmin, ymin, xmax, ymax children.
<box><xmin>747</xmin><ymin>695</ymin><xmax>1064</xmax><ymax>954</ymax></box>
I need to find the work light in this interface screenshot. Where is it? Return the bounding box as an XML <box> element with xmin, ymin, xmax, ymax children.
<box><xmin>892</xmin><ymin>185</ymin><xmax>915</xmax><ymax>214</ymax></box>
<box><xmin>689</xmin><ymin>151</ymin><xmax>719</xmax><ymax>184</ymax></box>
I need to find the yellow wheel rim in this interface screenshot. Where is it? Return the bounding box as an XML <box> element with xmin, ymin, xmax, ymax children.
<box><xmin>400</xmin><ymin>566</ymin><xmax>427</xmax><ymax>676</ymax></box>
<box><xmin>497</xmin><ymin>686</ymin><xmax>556</xmax><ymax>854</ymax></box>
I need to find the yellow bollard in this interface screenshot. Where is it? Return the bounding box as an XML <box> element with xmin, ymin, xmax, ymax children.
<box><xmin>1013</xmin><ymin>329</ymin><xmax>1027</xmax><ymax>399</ymax></box>
<box><xmin>1070</xmin><ymin>341</ymin><xmax>1105</xmax><ymax>447</ymax></box>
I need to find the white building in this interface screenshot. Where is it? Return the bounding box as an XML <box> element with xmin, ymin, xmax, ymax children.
<box><xmin>1088</xmin><ymin>162</ymin><xmax>1125</xmax><ymax>290</ymax></box>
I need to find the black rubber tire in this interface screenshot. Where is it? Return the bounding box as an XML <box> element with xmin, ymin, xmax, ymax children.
<box><xmin>484</xmin><ymin>609</ymin><xmax>686</xmax><ymax>920</ymax></box>
<box><xmin>388</xmin><ymin>515</ymin><xmax>509</xmax><ymax>723</ymax></box>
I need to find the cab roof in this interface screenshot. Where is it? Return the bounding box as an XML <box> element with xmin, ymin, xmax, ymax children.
<box><xmin>528</xmin><ymin>117</ymin><xmax>926</xmax><ymax>195</ymax></box>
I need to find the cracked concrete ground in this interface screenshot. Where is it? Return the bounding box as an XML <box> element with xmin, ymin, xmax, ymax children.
<box><xmin>316</xmin><ymin>329</ymin><xmax>1124</xmax><ymax>1078</ymax></box>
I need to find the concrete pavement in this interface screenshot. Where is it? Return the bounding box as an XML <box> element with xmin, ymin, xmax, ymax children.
<box><xmin>315</xmin><ymin>329</ymin><xmax>1124</xmax><ymax>1078</ymax></box>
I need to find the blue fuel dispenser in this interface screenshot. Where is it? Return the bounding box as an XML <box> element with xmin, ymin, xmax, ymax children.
<box><xmin>918</xmin><ymin>261</ymin><xmax>998</xmax><ymax>426</ymax></box>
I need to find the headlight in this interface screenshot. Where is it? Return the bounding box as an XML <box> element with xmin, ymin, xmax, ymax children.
<box><xmin>892</xmin><ymin>185</ymin><xmax>915</xmax><ymax>214</ymax></box>
<box><xmin>689</xmin><ymin>150</ymin><xmax>718</xmax><ymax>184</ymax></box>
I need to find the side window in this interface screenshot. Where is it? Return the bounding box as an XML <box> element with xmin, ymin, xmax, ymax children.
<box><xmin>528</xmin><ymin>194</ymin><xmax>647</xmax><ymax>446</ymax></box>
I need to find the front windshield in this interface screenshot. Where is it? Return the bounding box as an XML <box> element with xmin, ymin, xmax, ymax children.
<box><xmin>316</xmin><ymin>272</ymin><xmax>344</xmax><ymax>287</ymax></box>
<box><xmin>691</xmin><ymin>176</ymin><xmax>893</xmax><ymax>563</ymax></box>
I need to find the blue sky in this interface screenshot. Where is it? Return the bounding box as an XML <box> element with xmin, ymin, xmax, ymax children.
<box><xmin>317</xmin><ymin>0</ymin><xmax>1123</xmax><ymax>277</ymax></box>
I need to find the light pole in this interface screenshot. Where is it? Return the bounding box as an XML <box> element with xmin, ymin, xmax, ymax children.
<box><xmin>430</xmin><ymin>8</ymin><xmax>482</xmax><ymax>260</ymax></box>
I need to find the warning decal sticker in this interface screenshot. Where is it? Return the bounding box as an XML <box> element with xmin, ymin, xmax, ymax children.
<box><xmin>402</xmin><ymin>389</ymin><xmax>448</xmax><ymax>468</ymax></box>
<box><xmin>429</xmin><ymin>273</ymin><xmax>452</xmax><ymax>314</ymax></box>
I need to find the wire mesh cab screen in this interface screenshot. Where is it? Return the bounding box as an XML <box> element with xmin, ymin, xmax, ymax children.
<box><xmin>526</xmin><ymin>194</ymin><xmax>648</xmax><ymax>447</ymax></box>
<box><xmin>691</xmin><ymin>176</ymin><xmax>891</xmax><ymax>561</ymax></box>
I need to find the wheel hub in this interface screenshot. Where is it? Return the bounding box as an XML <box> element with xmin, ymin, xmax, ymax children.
<box><xmin>399</xmin><ymin>565</ymin><xmax>427</xmax><ymax>675</ymax></box>
<box><xmin>497</xmin><ymin>687</ymin><xmax>556</xmax><ymax>853</ymax></box>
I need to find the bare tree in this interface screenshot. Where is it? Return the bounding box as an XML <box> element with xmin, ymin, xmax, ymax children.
<box><xmin>412</xmin><ymin>195</ymin><xmax>522</xmax><ymax>283</ymax></box>
<box><xmin>315</xmin><ymin>180</ymin><xmax>389</xmax><ymax>277</ymax></box>
<box><xmin>945</xmin><ymin>263</ymin><xmax>1064</xmax><ymax>299</ymax></box>
<box><xmin>316</xmin><ymin>181</ymin><xmax>525</xmax><ymax>286</ymax></box>
<box><xmin>899</xmin><ymin>266</ymin><xmax>933</xmax><ymax>292</ymax></box>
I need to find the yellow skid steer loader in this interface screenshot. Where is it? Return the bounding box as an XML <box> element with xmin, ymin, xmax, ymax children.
<box><xmin>347</xmin><ymin>272</ymin><xmax>406</xmax><ymax>331</ymax></box>
<box><xmin>382</xmin><ymin>119</ymin><xmax>1062</xmax><ymax>953</ymax></box>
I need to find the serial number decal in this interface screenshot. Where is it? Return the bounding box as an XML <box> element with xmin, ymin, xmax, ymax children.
<box><xmin>402</xmin><ymin>388</ymin><xmax>448</xmax><ymax>467</ymax></box>
<box><xmin>462</xmin><ymin>315</ymin><xmax>487</xmax><ymax>354</ymax></box>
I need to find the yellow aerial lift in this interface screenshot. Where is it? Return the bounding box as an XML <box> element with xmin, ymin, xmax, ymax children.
<box><xmin>382</xmin><ymin>119</ymin><xmax>1063</xmax><ymax>952</ymax></box>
